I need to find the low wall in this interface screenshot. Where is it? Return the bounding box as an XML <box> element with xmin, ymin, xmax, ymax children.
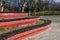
<box><xmin>0</xmin><ymin>20</ymin><xmax>51</xmax><ymax>40</ymax></box>
<box><xmin>0</xmin><ymin>17</ymin><xmax>40</xmax><ymax>29</ymax></box>
<box><xmin>0</xmin><ymin>13</ymin><xmax>28</xmax><ymax>19</ymax></box>
<box><xmin>0</xmin><ymin>17</ymin><xmax>39</xmax><ymax>22</ymax></box>
<box><xmin>7</xmin><ymin>24</ymin><xmax>51</xmax><ymax>40</ymax></box>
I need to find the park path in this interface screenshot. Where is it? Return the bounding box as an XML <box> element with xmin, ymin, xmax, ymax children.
<box><xmin>39</xmin><ymin>16</ymin><xmax>60</xmax><ymax>40</ymax></box>
<box><xmin>26</xmin><ymin>16</ymin><xmax>60</xmax><ymax>40</ymax></box>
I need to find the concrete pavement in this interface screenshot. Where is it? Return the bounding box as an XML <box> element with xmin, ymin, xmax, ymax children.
<box><xmin>38</xmin><ymin>16</ymin><xmax>60</xmax><ymax>40</ymax></box>
<box><xmin>25</xmin><ymin>16</ymin><xmax>60</xmax><ymax>40</ymax></box>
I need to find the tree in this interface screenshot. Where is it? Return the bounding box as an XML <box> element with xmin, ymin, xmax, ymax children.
<box><xmin>36</xmin><ymin>0</ymin><xmax>56</xmax><ymax>11</ymax></box>
<box><xmin>27</xmin><ymin>0</ymin><xmax>36</xmax><ymax>16</ymax></box>
<box><xmin>18</xmin><ymin>0</ymin><xmax>28</xmax><ymax>12</ymax></box>
<box><xmin>37</xmin><ymin>0</ymin><xmax>45</xmax><ymax>11</ymax></box>
<box><xmin>0</xmin><ymin>0</ymin><xmax>7</xmax><ymax>12</ymax></box>
<box><xmin>0</xmin><ymin>0</ymin><xmax>4</xmax><ymax>12</ymax></box>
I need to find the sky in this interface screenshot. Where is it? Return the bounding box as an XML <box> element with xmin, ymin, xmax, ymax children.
<box><xmin>54</xmin><ymin>0</ymin><xmax>60</xmax><ymax>2</ymax></box>
<box><xmin>4</xmin><ymin>0</ymin><xmax>60</xmax><ymax>6</ymax></box>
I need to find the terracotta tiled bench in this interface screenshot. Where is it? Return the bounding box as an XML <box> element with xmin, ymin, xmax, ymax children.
<box><xmin>0</xmin><ymin>17</ymin><xmax>40</xmax><ymax>29</ymax></box>
<box><xmin>0</xmin><ymin>13</ymin><xmax>28</xmax><ymax>19</ymax></box>
<box><xmin>0</xmin><ymin>20</ymin><xmax>51</xmax><ymax>40</ymax></box>
<box><xmin>7</xmin><ymin>20</ymin><xmax>51</xmax><ymax>40</ymax></box>
<box><xmin>0</xmin><ymin>13</ymin><xmax>51</xmax><ymax>40</ymax></box>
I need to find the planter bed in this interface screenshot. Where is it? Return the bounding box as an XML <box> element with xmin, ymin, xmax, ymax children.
<box><xmin>0</xmin><ymin>19</ymin><xmax>51</xmax><ymax>40</ymax></box>
<box><xmin>0</xmin><ymin>17</ymin><xmax>40</xmax><ymax>29</ymax></box>
<box><xmin>0</xmin><ymin>13</ymin><xmax>28</xmax><ymax>19</ymax></box>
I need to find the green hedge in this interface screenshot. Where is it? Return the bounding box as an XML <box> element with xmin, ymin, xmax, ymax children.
<box><xmin>31</xmin><ymin>11</ymin><xmax>60</xmax><ymax>16</ymax></box>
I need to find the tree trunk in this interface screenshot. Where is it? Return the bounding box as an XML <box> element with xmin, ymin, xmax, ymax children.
<box><xmin>1</xmin><ymin>6</ymin><xmax>4</xmax><ymax>12</ymax></box>
<box><xmin>1</xmin><ymin>2</ymin><xmax>4</xmax><ymax>12</ymax></box>
<box><xmin>22</xmin><ymin>6</ymin><xmax>24</xmax><ymax>12</ymax></box>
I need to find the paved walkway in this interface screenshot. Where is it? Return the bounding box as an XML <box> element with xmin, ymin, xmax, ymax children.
<box><xmin>26</xmin><ymin>16</ymin><xmax>60</xmax><ymax>40</ymax></box>
<box><xmin>39</xmin><ymin>16</ymin><xmax>60</xmax><ymax>40</ymax></box>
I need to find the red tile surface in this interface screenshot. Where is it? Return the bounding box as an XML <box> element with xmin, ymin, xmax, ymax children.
<box><xmin>7</xmin><ymin>24</ymin><xmax>51</xmax><ymax>40</ymax></box>
<box><xmin>0</xmin><ymin>18</ymin><xmax>40</xmax><ymax>29</ymax></box>
<box><xmin>0</xmin><ymin>13</ymin><xmax>28</xmax><ymax>19</ymax></box>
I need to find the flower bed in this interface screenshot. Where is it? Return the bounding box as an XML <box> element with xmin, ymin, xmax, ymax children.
<box><xmin>0</xmin><ymin>19</ymin><xmax>51</xmax><ymax>40</ymax></box>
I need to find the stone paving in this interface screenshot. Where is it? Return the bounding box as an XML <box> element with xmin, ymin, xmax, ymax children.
<box><xmin>26</xmin><ymin>16</ymin><xmax>60</xmax><ymax>40</ymax></box>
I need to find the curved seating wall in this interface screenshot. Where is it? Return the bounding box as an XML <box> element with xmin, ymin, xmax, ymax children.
<box><xmin>7</xmin><ymin>24</ymin><xmax>51</xmax><ymax>40</ymax></box>
<box><xmin>1</xmin><ymin>21</ymin><xmax>51</xmax><ymax>40</ymax></box>
<box><xmin>0</xmin><ymin>18</ymin><xmax>40</xmax><ymax>29</ymax></box>
<box><xmin>0</xmin><ymin>17</ymin><xmax>39</xmax><ymax>22</ymax></box>
<box><xmin>0</xmin><ymin>20</ymin><xmax>51</xmax><ymax>40</ymax></box>
<box><xmin>0</xmin><ymin>13</ymin><xmax>28</xmax><ymax>19</ymax></box>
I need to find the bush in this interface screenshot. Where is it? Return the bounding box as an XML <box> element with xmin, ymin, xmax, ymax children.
<box><xmin>31</xmin><ymin>11</ymin><xmax>60</xmax><ymax>16</ymax></box>
<box><xmin>0</xmin><ymin>28</ymin><xmax>4</xmax><ymax>31</ymax></box>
